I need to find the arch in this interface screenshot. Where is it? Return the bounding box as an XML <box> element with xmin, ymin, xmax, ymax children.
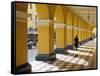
<box><xmin>35</xmin><ymin>4</ymin><xmax>56</xmax><ymax>61</ymax></box>
<box><xmin>35</xmin><ymin>4</ymin><xmax>49</xmax><ymax>19</ymax></box>
<box><xmin>66</xmin><ymin>12</ymin><xmax>73</xmax><ymax>25</ymax></box>
<box><xmin>55</xmin><ymin>6</ymin><xmax>65</xmax><ymax>23</ymax></box>
<box><xmin>35</xmin><ymin>4</ymin><xmax>56</xmax><ymax>20</ymax></box>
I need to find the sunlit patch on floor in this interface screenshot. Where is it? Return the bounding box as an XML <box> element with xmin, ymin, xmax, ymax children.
<box><xmin>30</xmin><ymin>61</ymin><xmax>59</xmax><ymax>72</ymax></box>
<box><xmin>67</xmin><ymin>50</ymin><xmax>93</xmax><ymax>56</ymax></box>
<box><xmin>56</xmin><ymin>54</ymin><xmax>89</xmax><ymax>66</ymax></box>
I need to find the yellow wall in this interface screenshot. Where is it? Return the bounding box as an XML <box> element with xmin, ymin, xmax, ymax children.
<box><xmin>67</xmin><ymin>29</ymin><xmax>73</xmax><ymax>44</ymax></box>
<box><xmin>49</xmin><ymin>25</ymin><xmax>54</xmax><ymax>53</ymax></box>
<box><xmin>56</xmin><ymin>28</ymin><xmax>66</xmax><ymax>48</ymax></box>
<box><xmin>78</xmin><ymin>19</ymin><xmax>82</xmax><ymax>42</ymax></box>
<box><xmin>78</xmin><ymin>30</ymin><xmax>82</xmax><ymax>41</ymax></box>
<box><xmin>16</xmin><ymin>21</ymin><xmax>27</xmax><ymax>67</ymax></box>
<box><xmin>16</xmin><ymin>3</ymin><xmax>28</xmax><ymax>67</ymax></box>
<box><xmin>55</xmin><ymin>6</ymin><xmax>64</xmax><ymax>23</ymax></box>
<box><xmin>38</xmin><ymin>25</ymin><xmax>54</xmax><ymax>54</ymax></box>
<box><xmin>55</xmin><ymin>6</ymin><xmax>66</xmax><ymax>48</ymax></box>
<box><xmin>73</xmin><ymin>16</ymin><xmax>78</xmax><ymax>39</ymax></box>
<box><xmin>88</xmin><ymin>25</ymin><xmax>91</xmax><ymax>38</ymax></box>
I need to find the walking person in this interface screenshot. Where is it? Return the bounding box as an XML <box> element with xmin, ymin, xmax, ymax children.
<box><xmin>74</xmin><ymin>35</ymin><xmax>79</xmax><ymax>50</ymax></box>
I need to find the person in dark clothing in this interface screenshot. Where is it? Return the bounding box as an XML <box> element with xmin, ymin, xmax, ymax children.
<box><xmin>74</xmin><ymin>35</ymin><xmax>79</xmax><ymax>50</ymax></box>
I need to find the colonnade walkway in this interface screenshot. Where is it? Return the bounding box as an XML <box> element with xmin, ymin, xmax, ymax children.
<box><xmin>14</xmin><ymin>2</ymin><xmax>97</xmax><ymax>73</ymax></box>
<box><xmin>28</xmin><ymin>38</ymin><xmax>96</xmax><ymax>72</ymax></box>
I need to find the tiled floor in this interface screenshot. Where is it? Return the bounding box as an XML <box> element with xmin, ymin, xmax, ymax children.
<box><xmin>28</xmin><ymin>38</ymin><xmax>96</xmax><ymax>72</ymax></box>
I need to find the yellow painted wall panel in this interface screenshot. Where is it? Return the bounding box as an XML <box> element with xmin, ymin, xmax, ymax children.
<box><xmin>66</xmin><ymin>29</ymin><xmax>73</xmax><ymax>45</ymax></box>
<box><xmin>74</xmin><ymin>29</ymin><xmax>77</xmax><ymax>38</ymax></box>
<box><xmin>38</xmin><ymin>25</ymin><xmax>50</xmax><ymax>54</ymax></box>
<box><xmin>16</xmin><ymin>2</ymin><xmax>28</xmax><ymax>67</ymax></box>
<box><xmin>56</xmin><ymin>28</ymin><xmax>65</xmax><ymax>48</ymax></box>
<box><xmin>66</xmin><ymin>13</ymin><xmax>72</xmax><ymax>25</ymax></box>
<box><xmin>81</xmin><ymin>31</ymin><xmax>84</xmax><ymax>41</ymax></box>
<box><xmin>16</xmin><ymin>21</ymin><xmax>27</xmax><ymax>67</ymax></box>
<box><xmin>66</xmin><ymin>29</ymin><xmax>67</xmax><ymax>45</ymax></box>
<box><xmin>49</xmin><ymin>25</ymin><xmax>54</xmax><ymax>54</ymax></box>
<box><xmin>78</xmin><ymin>30</ymin><xmax>82</xmax><ymax>42</ymax></box>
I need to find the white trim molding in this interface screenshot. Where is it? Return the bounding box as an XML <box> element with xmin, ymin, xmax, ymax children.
<box><xmin>83</xmin><ymin>29</ymin><xmax>92</xmax><ymax>32</ymax></box>
<box><xmin>66</xmin><ymin>25</ymin><xmax>73</xmax><ymax>29</ymax></box>
<box><xmin>55</xmin><ymin>23</ymin><xmax>66</xmax><ymax>28</ymax></box>
<box><xmin>74</xmin><ymin>26</ymin><xmax>78</xmax><ymax>30</ymax></box>
<box><xmin>16</xmin><ymin>19</ymin><xmax>27</xmax><ymax>23</ymax></box>
<box><xmin>16</xmin><ymin>10</ymin><xmax>29</xmax><ymax>20</ymax></box>
<box><xmin>37</xmin><ymin>19</ymin><xmax>55</xmax><ymax>26</ymax></box>
<box><xmin>79</xmin><ymin>28</ymin><xmax>92</xmax><ymax>32</ymax></box>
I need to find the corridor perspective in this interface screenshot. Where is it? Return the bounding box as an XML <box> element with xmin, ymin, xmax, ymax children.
<box><xmin>15</xmin><ymin>2</ymin><xmax>97</xmax><ymax>73</ymax></box>
<box><xmin>29</xmin><ymin>38</ymin><xmax>96</xmax><ymax>72</ymax></box>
